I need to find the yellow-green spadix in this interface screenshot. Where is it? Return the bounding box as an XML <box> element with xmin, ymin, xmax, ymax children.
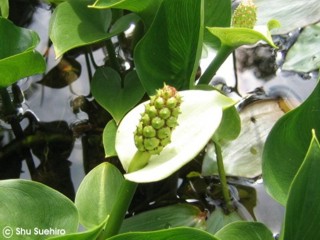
<box><xmin>134</xmin><ymin>84</ymin><xmax>182</xmax><ymax>155</ymax></box>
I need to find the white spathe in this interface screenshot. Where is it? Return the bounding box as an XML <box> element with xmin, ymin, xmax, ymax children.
<box><xmin>116</xmin><ymin>89</ymin><xmax>235</xmax><ymax>183</ymax></box>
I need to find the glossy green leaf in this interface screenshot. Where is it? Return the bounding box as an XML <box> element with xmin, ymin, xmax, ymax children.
<box><xmin>281</xmin><ymin>132</ymin><xmax>320</xmax><ymax>240</ymax></box>
<box><xmin>206</xmin><ymin>207</ymin><xmax>243</xmax><ymax>234</ymax></box>
<box><xmin>255</xmin><ymin>0</ymin><xmax>320</xmax><ymax>34</ymax></box>
<box><xmin>262</xmin><ymin>81</ymin><xmax>320</xmax><ymax>205</ymax></box>
<box><xmin>0</xmin><ymin>0</ymin><xmax>9</xmax><ymax>18</ymax></box>
<box><xmin>109</xmin><ymin>227</ymin><xmax>218</xmax><ymax>240</ymax></box>
<box><xmin>282</xmin><ymin>23</ymin><xmax>320</xmax><ymax>73</ymax></box>
<box><xmin>120</xmin><ymin>204</ymin><xmax>206</xmax><ymax>233</ymax></box>
<box><xmin>116</xmin><ymin>89</ymin><xmax>235</xmax><ymax>183</ymax></box>
<box><xmin>89</xmin><ymin>0</ymin><xmax>162</xmax><ymax>27</ymax></box>
<box><xmin>0</xmin><ymin>179</ymin><xmax>78</xmax><ymax>240</ymax></box>
<box><xmin>215</xmin><ymin>222</ymin><xmax>274</xmax><ymax>240</ymax></box>
<box><xmin>134</xmin><ymin>0</ymin><xmax>204</xmax><ymax>95</ymax></box>
<box><xmin>75</xmin><ymin>162</ymin><xmax>124</xmax><ymax>229</ymax></box>
<box><xmin>49</xmin><ymin>0</ymin><xmax>139</xmax><ymax>58</ymax></box>
<box><xmin>0</xmin><ymin>17</ymin><xmax>46</xmax><ymax>87</ymax></box>
<box><xmin>103</xmin><ymin>120</ymin><xmax>117</xmax><ymax>157</ymax></box>
<box><xmin>204</xmin><ymin>0</ymin><xmax>231</xmax><ymax>49</ymax></box>
<box><xmin>206</xmin><ymin>19</ymin><xmax>279</xmax><ymax>49</ymax></box>
<box><xmin>91</xmin><ymin>67</ymin><xmax>145</xmax><ymax>124</ymax></box>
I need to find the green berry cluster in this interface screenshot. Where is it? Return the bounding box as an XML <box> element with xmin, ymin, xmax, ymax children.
<box><xmin>134</xmin><ymin>84</ymin><xmax>182</xmax><ymax>155</ymax></box>
<box><xmin>231</xmin><ymin>0</ymin><xmax>257</xmax><ymax>29</ymax></box>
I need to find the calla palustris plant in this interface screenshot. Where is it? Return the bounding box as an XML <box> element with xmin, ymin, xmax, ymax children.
<box><xmin>116</xmin><ymin>85</ymin><xmax>235</xmax><ymax>183</ymax></box>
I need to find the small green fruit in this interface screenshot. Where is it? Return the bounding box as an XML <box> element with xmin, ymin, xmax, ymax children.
<box><xmin>143</xmin><ymin>126</ymin><xmax>156</xmax><ymax>137</ymax></box>
<box><xmin>232</xmin><ymin>0</ymin><xmax>257</xmax><ymax>29</ymax></box>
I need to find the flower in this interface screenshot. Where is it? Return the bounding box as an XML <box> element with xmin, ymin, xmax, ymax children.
<box><xmin>115</xmin><ymin>88</ymin><xmax>235</xmax><ymax>183</ymax></box>
<box><xmin>134</xmin><ymin>84</ymin><xmax>182</xmax><ymax>155</ymax></box>
<box><xmin>232</xmin><ymin>0</ymin><xmax>257</xmax><ymax>29</ymax></box>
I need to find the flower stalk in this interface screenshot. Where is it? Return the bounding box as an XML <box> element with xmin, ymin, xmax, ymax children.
<box><xmin>214</xmin><ymin>141</ymin><xmax>234</xmax><ymax>213</ymax></box>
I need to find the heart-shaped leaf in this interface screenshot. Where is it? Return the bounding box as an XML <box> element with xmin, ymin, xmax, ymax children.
<box><xmin>49</xmin><ymin>0</ymin><xmax>140</xmax><ymax>58</ymax></box>
<box><xmin>215</xmin><ymin>222</ymin><xmax>274</xmax><ymax>240</ymax></box>
<box><xmin>281</xmin><ymin>131</ymin><xmax>320</xmax><ymax>240</ymax></box>
<box><xmin>0</xmin><ymin>17</ymin><xmax>46</xmax><ymax>87</ymax></box>
<box><xmin>0</xmin><ymin>179</ymin><xmax>78</xmax><ymax>240</ymax></box>
<box><xmin>134</xmin><ymin>0</ymin><xmax>203</xmax><ymax>95</ymax></box>
<box><xmin>282</xmin><ymin>23</ymin><xmax>320</xmax><ymax>73</ymax></box>
<box><xmin>91</xmin><ymin>67</ymin><xmax>145</xmax><ymax>124</ymax></box>
<box><xmin>108</xmin><ymin>227</ymin><xmax>218</xmax><ymax>240</ymax></box>
<box><xmin>75</xmin><ymin>162</ymin><xmax>124</xmax><ymax>229</ymax></box>
<box><xmin>116</xmin><ymin>89</ymin><xmax>235</xmax><ymax>183</ymax></box>
<box><xmin>262</xmin><ymin>81</ymin><xmax>320</xmax><ymax>205</ymax></box>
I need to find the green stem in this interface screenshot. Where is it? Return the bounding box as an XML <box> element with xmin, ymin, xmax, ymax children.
<box><xmin>84</xmin><ymin>50</ymin><xmax>93</xmax><ymax>82</ymax></box>
<box><xmin>0</xmin><ymin>88</ymin><xmax>36</xmax><ymax>175</ymax></box>
<box><xmin>100</xmin><ymin>180</ymin><xmax>138</xmax><ymax>239</ymax></box>
<box><xmin>128</xmin><ymin>151</ymin><xmax>152</xmax><ymax>173</ymax></box>
<box><xmin>99</xmin><ymin>151</ymin><xmax>151</xmax><ymax>239</ymax></box>
<box><xmin>214</xmin><ymin>141</ymin><xmax>234</xmax><ymax>213</ymax></box>
<box><xmin>198</xmin><ymin>45</ymin><xmax>234</xmax><ymax>85</ymax></box>
<box><xmin>105</xmin><ymin>39</ymin><xmax>122</xmax><ymax>77</ymax></box>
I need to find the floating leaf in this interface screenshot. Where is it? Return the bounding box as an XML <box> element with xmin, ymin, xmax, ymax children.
<box><xmin>255</xmin><ymin>0</ymin><xmax>320</xmax><ymax>34</ymax></box>
<box><xmin>49</xmin><ymin>0</ymin><xmax>139</xmax><ymax>58</ymax></box>
<box><xmin>109</xmin><ymin>227</ymin><xmax>218</xmax><ymax>240</ymax></box>
<box><xmin>0</xmin><ymin>17</ymin><xmax>46</xmax><ymax>87</ymax></box>
<box><xmin>282</xmin><ymin>131</ymin><xmax>320</xmax><ymax>240</ymax></box>
<box><xmin>0</xmin><ymin>179</ymin><xmax>78</xmax><ymax>240</ymax></box>
<box><xmin>215</xmin><ymin>222</ymin><xmax>274</xmax><ymax>240</ymax></box>
<box><xmin>116</xmin><ymin>89</ymin><xmax>235</xmax><ymax>183</ymax></box>
<box><xmin>206</xmin><ymin>19</ymin><xmax>280</xmax><ymax>49</ymax></box>
<box><xmin>103</xmin><ymin>119</ymin><xmax>117</xmax><ymax>157</ymax></box>
<box><xmin>120</xmin><ymin>204</ymin><xmax>206</xmax><ymax>233</ymax></box>
<box><xmin>203</xmin><ymin>99</ymin><xmax>285</xmax><ymax>178</ymax></box>
<box><xmin>134</xmin><ymin>0</ymin><xmax>203</xmax><ymax>95</ymax></box>
<box><xmin>262</xmin><ymin>81</ymin><xmax>320</xmax><ymax>205</ymax></box>
<box><xmin>75</xmin><ymin>162</ymin><xmax>124</xmax><ymax>229</ymax></box>
<box><xmin>282</xmin><ymin>23</ymin><xmax>320</xmax><ymax>73</ymax></box>
<box><xmin>91</xmin><ymin>67</ymin><xmax>145</xmax><ymax>124</ymax></box>
<box><xmin>37</xmin><ymin>57</ymin><xmax>81</xmax><ymax>88</ymax></box>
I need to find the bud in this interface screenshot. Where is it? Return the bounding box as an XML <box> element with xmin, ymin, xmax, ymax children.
<box><xmin>134</xmin><ymin>84</ymin><xmax>182</xmax><ymax>155</ymax></box>
<box><xmin>232</xmin><ymin>0</ymin><xmax>257</xmax><ymax>29</ymax></box>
